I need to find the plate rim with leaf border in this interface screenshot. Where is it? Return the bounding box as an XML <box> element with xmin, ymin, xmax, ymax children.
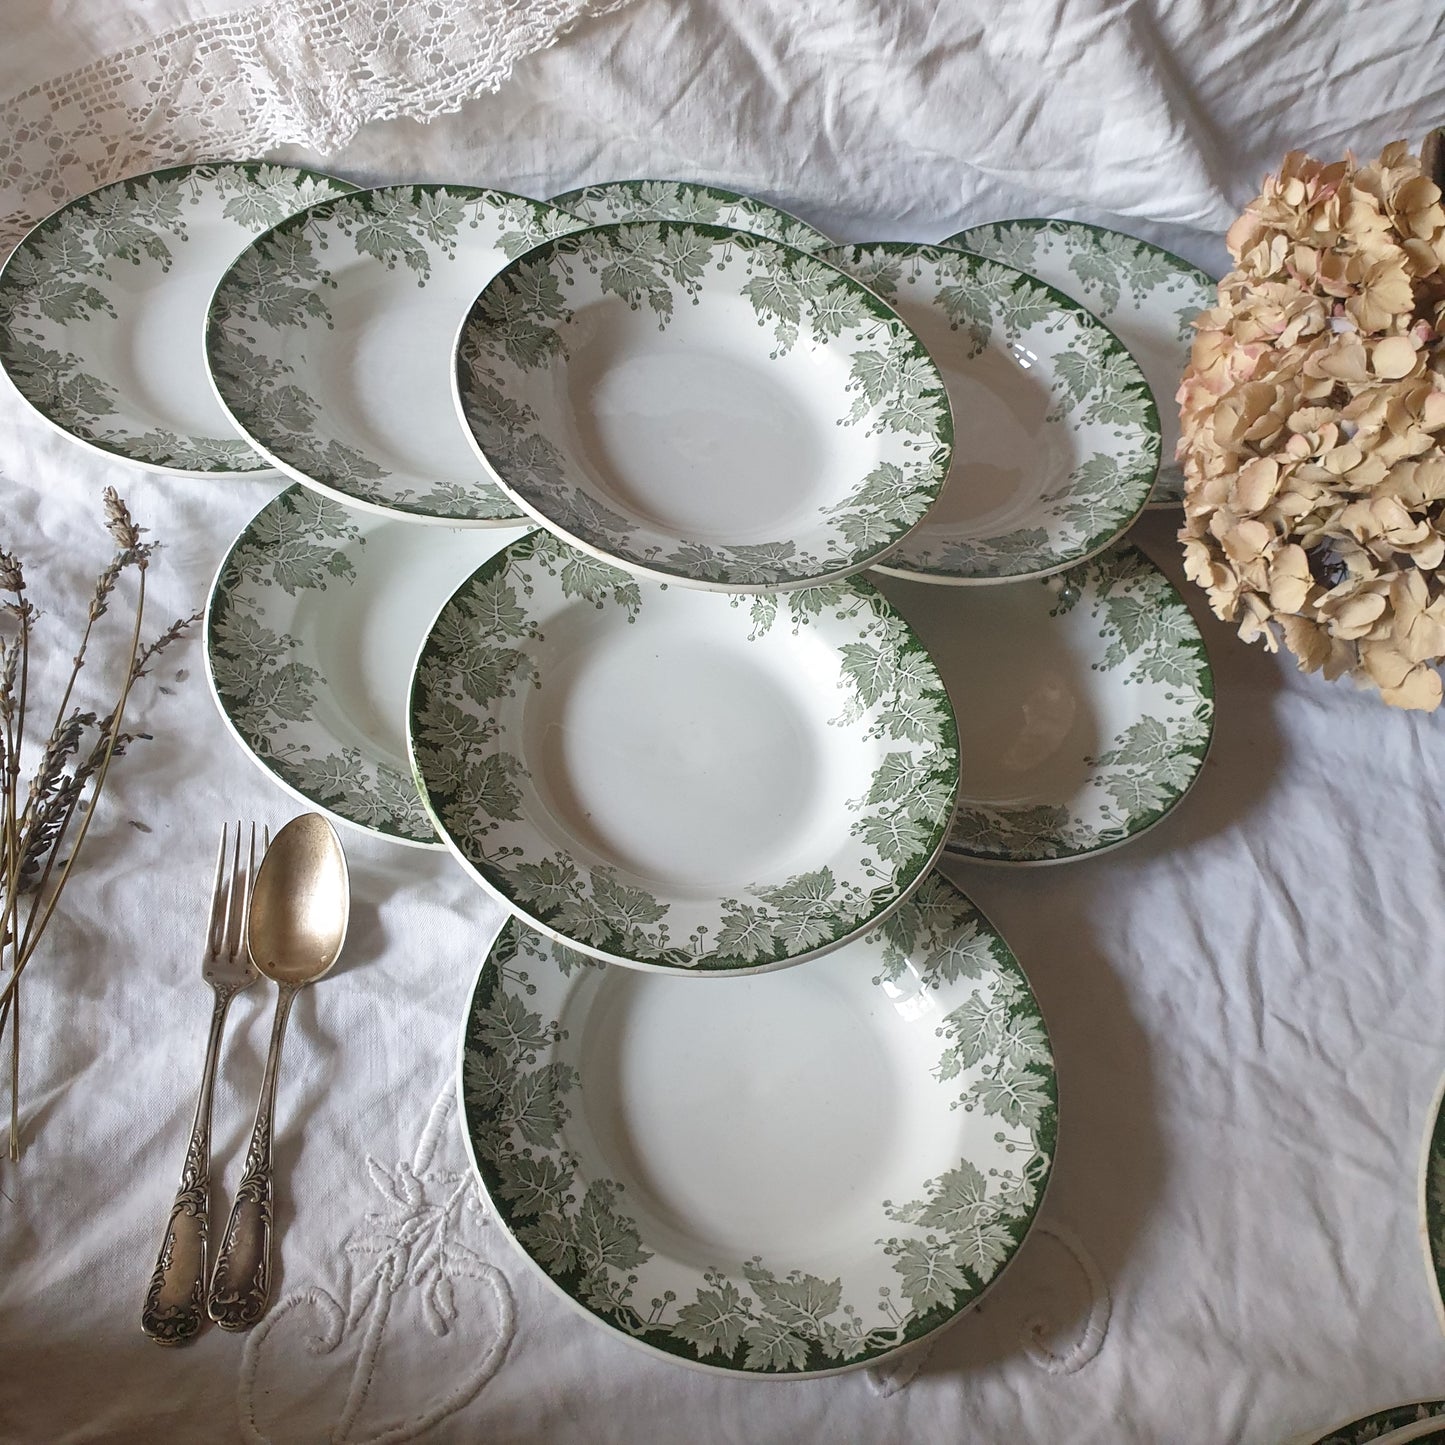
<box><xmin>205</xmin><ymin>479</ymin><xmax>535</xmax><ymax>848</ymax></box>
<box><xmin>1419</xmin><ymin>1066</ymin><xmax>1445</xmax><ymax>1337</ymax></box>
<box><xmin>826</xmin><ymin>240</ymin><xmax>1160</xmax><ymax>587</ymax></box>
<box><xmin>872</xmin><ymin>541</ymin><xmax>1214</xmax><ymax>866</ymax></box>
<box><xmin>939</xmin><ymin>216</ymin><xmax>1215</xmax><ymax>511</ymax></box>
<box><xmin>0</xmin><ymin>158</ymin><xmax>355</xmax><ymax>477</ymax></box>
<box><xmin>408</xmin><ymin>529</ymin><xmax>961</xmax><ymax>973</ymax></box>
<box><xmin>550</xmin><ymin>176</ymin><xmax>834</xmax><ymax>252</ymax></box>
<box><xmin>452</xmin><ymin>219</ymin><xmax>954</xmax><ymax>593</ymax></box>
<box><xmin>456</xmin><ymin>868</ymin><xmax>1057</xmax><ymax>1377</ymax></box>
<box><xmin>1289</xmin><ymin>1405</ymin><xmax>1445</xmax><ymax>1445</ymax></box>
<box><xmin>204</xmin><ymin>182</ymin><xmax>591</xmax><ymax>526</ymax></box>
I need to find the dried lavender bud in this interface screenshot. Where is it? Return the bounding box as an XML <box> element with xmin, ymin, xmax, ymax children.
<box><xmin>101</xmin><ymin>487</ymin><xmax>143</xmax><ymax>553</ymax></box>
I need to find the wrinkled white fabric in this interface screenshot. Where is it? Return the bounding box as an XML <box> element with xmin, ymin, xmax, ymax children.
<box><xmin>0</xmin><ymin>0</ymin><xmax>636</xmax><ymax>252</ymax></box>
<box><xmin>3</xmin><ymin>2</ymin><xmax>1445</xmax><ymax>1442</ymax></box>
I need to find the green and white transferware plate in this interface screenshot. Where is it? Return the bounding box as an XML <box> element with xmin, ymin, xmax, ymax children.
<box><xmin>1291</xmin><ymin>1406</ymin><xmax>1445</xmax><ymax>1445</ymax></box>
<box><xmin>827</xmin><ymin>243</ymin><xmax>1159</xmax><ymax>584</ymax></box>
<box><xmin>460</xmin><ymin>870</ymin><xmax>1056</xmax><ymax>1376</ymax></box>
<box><xmin>206</xmin><ymin>483</ymin><xmax>531</xmax><ymax>846</ymax></box>
<box><xmin>453</xmin><ymin>222</ymin><xmax>952</xmax><ymax>591</ymax></box>
<box><xmin>206</xmin><ymin>185</ymin><xmax>588</xmax><ymax>524</ymax></box>
<box><xmin>1420</xmin><ymin>1069</ymin><xmax>1445</xmax><ymax>1335</ymax></box>
<box><xmin>1370</xmin><ymin>1423</ymin><xmax>1445</xmax><ymax>1445</ymax></box>
<box><xmin>551</xmin><ymin>179</ymin><xmax>833</xmax><ymax>252</ymax></box>
<box><xmin>873</xmin><ymin>544</ymin><xmax>1213</xmax><ymax>864</ymax></box>
<box><xmin>409</xmin><ymin>529</ymin><xmax>959</xmax><ymax>971</ymax></box>
<box><xmin>0</xmin><ymin>161</ymin><xmax>353</xmax><ymax>475</ymax></box>
<box><xmin>942</xmin><ymin>219</ymin><xmax>1215</xmax><ymax>508</ymax></box>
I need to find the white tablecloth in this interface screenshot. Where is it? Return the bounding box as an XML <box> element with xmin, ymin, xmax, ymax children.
<box><xmin>4</xmin><ymin>4</ymin><xmax>1445</xmax><ymax>1442</ymax></box>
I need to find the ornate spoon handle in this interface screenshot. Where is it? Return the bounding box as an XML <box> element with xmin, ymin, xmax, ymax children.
<box><xmin>142</xmin><ymin>989</ymin><xmax>231</xmax><ymax>1345</ymax></box>
<box><xmin>207</xmin><ymin>983</ymin><xmax>298</xmax><ymax>1332</ymax></box>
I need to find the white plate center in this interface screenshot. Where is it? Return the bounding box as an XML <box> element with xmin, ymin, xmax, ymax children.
<box><xmin>899</xmin><ymin>310</ymin><xmax>1074</xmax><ymax>539</ymax></box>
<box><xmin>560</xmin><ymin>297</ymin><xmax>843</xmax><ymax>542</ymax></box>
<box><xmin>578</xmin><ymin>965</ymin><xmax>907</xmax><ymax>1263</ymax></box>
<box><xmin>301</xmin><ymin>524</ymin><xmax>531</xmax><ymax>773</ymax></box>
<box><xmin>524</xmin><ymin>619</ymin><xmax>828</xmax><ymax>890</ymax></box>
<box><xmin>874</xmin><ymin>573</ymin><xmax>1102</xmax><ymax>805</ymax></box>
<box><xmin>319</xmin><ymin>267</ymin><xmax>487</xmax><ymax>485</ymax></box>
<box><xmin>108</xmin><ymin>229</ymin><xmax>242</xmax><ymax>438</ymax></box>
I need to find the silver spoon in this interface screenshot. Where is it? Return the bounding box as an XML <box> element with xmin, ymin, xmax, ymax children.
<box><xmin>206</xmin><ymin>813</ymin><xmax>349</xmax><ymax>1331</ymax></box>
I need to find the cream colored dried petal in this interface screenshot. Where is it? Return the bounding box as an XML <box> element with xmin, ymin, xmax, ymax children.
<box><xmin>1306</xmin><ymin>334</ymin><xmax>1369</xmax><ymax>381</ymax></box>
<box><xmin>1396</xmin><ymin>605</ymin><xmax>1445</xmax><ymax>663</ymax></box>
<box><xmin>1347</xmin><ymin>256</ymin><xmax>1416</xmax><ymax>332</ymax></box>
<box><xmin>1267</xmin><ymin>543</ymin><xmax>1312</xmax><ymax>612</ymax></box>
<box><xmin>1390</xmin><ymin>565</ymin><xmax>1428</xmax><ymax>617</ymax></box>
<box><xmin>1178</xmin><ymin>139</ymin><xmax>1445</xmax><ymax>705</ymax></box>
<box><xmin>1383</xmin><ymin>667</ymin><xmax>1443</xmax><ymax>709</ymax></box>
<box><xmin>1226</xmin><ymin>209</ymin><xmax>1266</xmax><ymax>263</ymax></box>
<box><xmin>1181</xmin><ymin>536</ymin><xmax>1225</xmax><ymax>588</ymax></box>
<box><xmin>1278</xmin><ymin>612</ymin><xmax>1338</xmax><ymax>674</ymax></box>
<box><xmin>1274</xmin><ymin>486</ymin><xmax>1325</xmax><ymax>523</ymax></box>
<box><xmin>1220</xmin><ymin>516</ymin><xmax>1273</xmax><ymax>565</ymax></box>
<box><xmin>1388</xmin><ymin>174</ymin><xmax>1444</xmax><ymax>239</ymax></box>
<box><xmin>1237</xmin><ymin>592</ymin><xmax>1277</xmax><ymax>649</ymax></box>
<box><xmin>1403</xmin><ymin>236</ymin><xmax>1442</xmax><ymax>276</ymax></box>
<box><xmin>1316</xmin><ymin>247</ymin><xmax>1361</xmax><ymax>297</ymax></box>
<box><xmin>1321</xmin><ymin>440</ymin><xmax>1364</xmax><ymax>475</ymax></box>
<box><xmin>1291</xmin><ymin>244</ymin><xmax>1319</xmax><ymax>280</ymax></box>
<box><xmin>1338</xmin><ymin>497</ymin><xmax>1431</xmax><ymax>555</ymax></box>
<box><xmin>1336</xmin><ymin>453</ymin><xmax>1389</xmax><ymax>491</ymax></box>
<box><xmin>1372</xmin><ymin>426</ymin><xmax>1434</xmax><ymax>467</ymax></box>
<box><xmin>1326</xmin><ymin>590</ymin><xmax>1389</xmax><ymax>639</ymax></box>
<box><xmin>1411</xmin><ymin>533</ymin><xmax>1445</xmax><ymax>571</ymax></box>
<box><xmin>1288</xmin><ymin>405</ymin><xmax>1340</xmax><ymax>434</ymax></box>
<box><xmin>1360</xmin><ymin>641</ymin><xmax>1444</xmax><ymax>709</ymax></box>
<box><xmin>1372</xmin><ymin>334</ymin><xmax>1419</xmax><ymax>378</ymax></box>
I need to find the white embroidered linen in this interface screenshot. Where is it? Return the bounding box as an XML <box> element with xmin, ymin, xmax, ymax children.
<box><xmin>3</xmin><ymin>2</ymin><xmax>1445</xmax><ymax>1442</ymax></box>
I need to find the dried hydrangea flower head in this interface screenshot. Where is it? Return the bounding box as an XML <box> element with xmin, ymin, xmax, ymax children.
<box><xmin>1177</xmin><ymin>135</ymin><xmax>1445</xmax><ymax>708</ymax></box>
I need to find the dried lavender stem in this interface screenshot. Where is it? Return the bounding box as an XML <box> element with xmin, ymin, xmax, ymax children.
<box><xmin>0</xmin><ymin>609</ymin><xmax>27</xmax><ymax>1051</ymax></box>
<box><xmin>13</xmin><ymin>567</ymin><xmax>146</xmax><ymax>978</ymax></box>
<box><xmin>19</xmin><ymin>596</ymin><xmax>105</xmax><ymax>837</ymax></box>
<box><xmin>2</xmin><ymin>605</ymin><xmax>29</xmax><ymax>1157</ymax></box>
<box><xmin>6</xmin><ymin>983</ymin><xmax>16</xmax><ymax>1161</ymax></box>
<box><xmin>0</xmin><ymin>495</ymin><xmax>192</xmax><ymax>1156</ymax></box>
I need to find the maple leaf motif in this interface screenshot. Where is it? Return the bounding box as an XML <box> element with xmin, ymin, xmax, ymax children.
<box><xmin>346</xmin><ymin>1157</ymin><xmax>489</xmax><ymax>1333</ymax></box>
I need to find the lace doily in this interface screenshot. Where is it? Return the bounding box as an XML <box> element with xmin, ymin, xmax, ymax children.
<box><xmin>0</xmin><ymin>0</ymin><xmax>634</xmax><ymax>253</ymax></box>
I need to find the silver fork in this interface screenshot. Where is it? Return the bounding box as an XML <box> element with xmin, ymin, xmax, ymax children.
<box><xmin>141</xmin><ymin>822</ymin><xmax>264</xmax><ymax>1345</ymax></box>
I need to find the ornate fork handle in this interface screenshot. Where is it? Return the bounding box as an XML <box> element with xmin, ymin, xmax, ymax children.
<box><xmin>208</xmin><ymin>984</ymin><xmax>297</xmax><ymax>1331</ymax></box>
<box><xmin>141</xmin><ymin>986</ymin><xmax>236</xmax><ymax>1345</ymax></box>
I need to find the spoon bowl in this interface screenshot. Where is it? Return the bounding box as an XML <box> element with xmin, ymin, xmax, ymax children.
<box><xmin>247</xmin><ymin>813</ymin><xmax>350</xmax><ymax>986</ymax></box>
<box><xmin>207</xmin><ymin>813</ymin><xmax>350</xmax><ymax>1332</ymax></box>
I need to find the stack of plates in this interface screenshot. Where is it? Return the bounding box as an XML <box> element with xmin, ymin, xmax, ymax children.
<box><xmin>0</xmin><ymin>165</ymin><xmax>1218</xmax><ymax>1373</ymax></box>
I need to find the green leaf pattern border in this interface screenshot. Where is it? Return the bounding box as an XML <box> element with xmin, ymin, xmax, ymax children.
<box><xmin>942</xmin><ymin>218</ymin><xmax>1215</xmax><ymax>509</ymax></box>
<box><xmin>1297</xmin><ymin>1403</ymin><xmax>1445</xmax><ymax>1445</ymax></box>
<box><xmin>454</xmin><ymin>220</ymin><xmax>954</xmax><ymax>592</ymax></box>
<box><xmin>945</xmin><ymin>544</ymin><xmax>1215</xmax><ymax>865</ymax></box>
<box><xmin>831</xmin><ymin>242</ymin><xmax>1160</xmax><ymax>583</ymax></box>
<box><xmin>551</xmin><ymin>178</ymin><xmax>834</xmax><ymax>253</ymax></box>
<box><xmin>205</xmin><ymin>484</ymin><xmax>439</xmax><ymax>846</ymax></box>
<box><xmin>408</xmin><ymin>528</ymin><xmax>961</xmax><ymax>972</ymax></box>
<box><xmin>1421</xmin><ymin>1069</ymin><xmax>1445</xmax><ymax>1339</ymax></box>
<box><xmin>457</xmin><ymin>870</ymin><xmax>1057</xmax><ymax>1376</ymax></box>
<box><xmin>205</xmin><ymin>184</ymin><xmax>589</xmax><ymax>521</ymax></box>
<box><xmin>0</xmin><ymin>160</ymin><xmax>354</xmax><ymax>473</ymax></box>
